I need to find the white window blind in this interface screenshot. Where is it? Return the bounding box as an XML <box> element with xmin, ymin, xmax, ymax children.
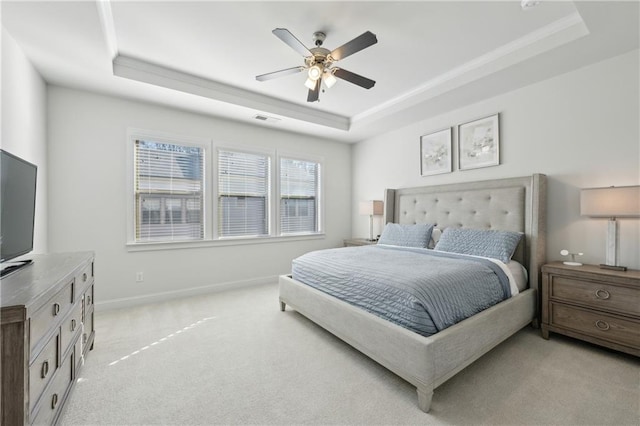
<box><xmin>218</xmin><ymin>150</ymin><xmax>270</xmax><ymax>237</ymax></box>
<box><xmin>134</xmin><ymin>140</ymin><xmax>204</xmax><ymax>242</ymax></box>
<box><xmin>280</xmin><ymin>158</ymin><xmax>319</xmax><ymax>234</ymax></box>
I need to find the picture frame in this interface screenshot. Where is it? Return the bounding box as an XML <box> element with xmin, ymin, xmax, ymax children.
<box><xmin>458</xmin><ymin>113</ymin><xmax>500</xmax><ymax>170</ymax></box>
<box><xmin>420</xmin><ymin>127</ymin><xmax>452</xmax><ymax>176</ymax></box>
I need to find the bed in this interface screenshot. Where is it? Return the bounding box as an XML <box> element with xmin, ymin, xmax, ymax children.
<box><xmin>279</xmin><ymin>174</ymin><xmax>546</xmax><ymax>412</ymax></box>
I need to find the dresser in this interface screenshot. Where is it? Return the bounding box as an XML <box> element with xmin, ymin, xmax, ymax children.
<box><xmin>541</xmin><ymin>262</ymin><xmax>639</xmax><ymax>356</ymax></box>
<box><xmin>1</xmin><ymin>252</ymin><xmax>95</xmax><ymax>425</ymax></box>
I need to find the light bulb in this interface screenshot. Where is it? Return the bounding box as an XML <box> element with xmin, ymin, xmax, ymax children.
<box><xmin>307</xmin><ymin>65</ymin><xmax>322</xmax><ymax>81</ymax></box>
<box><xmin>304</xmin><ymin>78</ymin><xmax>317</xmax><ymax>90</ymax></box>
<box><xmin>323</xmin><ymin>72</ymin><xmax>337</xmax><ymax>89</ymax></box>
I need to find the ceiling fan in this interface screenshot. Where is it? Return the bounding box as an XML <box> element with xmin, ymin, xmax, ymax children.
<box><xmin>256</xmin><ymin>28</ymin><xmax>378</xmax><ymax>102</ymax></box>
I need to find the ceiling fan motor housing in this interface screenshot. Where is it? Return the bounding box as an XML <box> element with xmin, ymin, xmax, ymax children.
<box><xmin>313</xmin><ymin>31</ymin><xmax>326</xmax><ymax>47</ymax></box>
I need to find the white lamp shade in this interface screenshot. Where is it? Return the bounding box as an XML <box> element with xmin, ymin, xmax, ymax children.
<box><xmin>304</xmin><ymin>78</ymin><xmax>317</xmax><ymax>90</ymax></box>
<box><xmin>580</xmin><ymin>186</ymin><xmax>640</xmax><ymax>218</ymax></box>
<box><xmin>308</xmin><ymin>65</ymin><xmax>322</xmax><ymax>80</ymax></box>
<box><xmin>323</xmin><ymin>72</ymin><xmax>337</xmax><ymax>88</ymax></box>
<box><xmin>359</xmin><ymin>200</ymin><xmax>384</xmax><ymax>216</ymax></box>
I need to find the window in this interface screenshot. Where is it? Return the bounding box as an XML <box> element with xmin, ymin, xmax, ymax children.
<box><xmin>280</xmin><ymin>157</ymin><xmax>320</xmax><ymax>234</ymax></box>
<box><xmin>134</xmin><ymin>140</ymin><xmax>204</xmax><ymax>242</ymax></box>
<box><xmin>128</xmin><ymin>128</ymin><xmax>324</xmax><ymax>248</ymax></box>
<box><xmin>218</xmin><ymin>150</ymin><xmax>270</xmax><ymax>237</ymax></box>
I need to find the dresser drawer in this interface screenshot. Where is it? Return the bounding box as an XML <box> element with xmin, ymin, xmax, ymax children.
<box><xmin>74</xmin><ymin>333</ymin><xmax>84</xmax><ymax>372</ymax></box>
<box><xmin>550</xmin><ymin>303</ymin><xmax>640</xmax><ymax>349</ymax></box>
<box><xmin>30</xmin><ymin>281</ymin><xmax>73</xmax><ymax>354</ymax></box>
<box><xmin>75</xmin><ymin>261</ymin><xmax>94</xmax><ymax>297</ymax></box>
<box><xmin>83</xmin><ymin>310</ymin><xmax>95</xmax><ymax>357</ymax></box>
<box><xmin>549</xmin><ymin>276</ymin><xmax>640</xmax><ymax>316</ymax></box>
<box><xmin>60</xmin><ymin>301</ymin><xmax>83</xmax><ymax>358</ymax></box>
<box><xmin>30</xmin><ymin>350</ymin><xmax>74</xmax><ymax>425</ymax></box>
<box><xmin>29</xmin><ymin>332</ymin><xmax>58</xmax><ymax>413</ymax></box>
<box><xmin>83</xmin><ymin>284</ymin><xmax>94</xmax><ymax>313</ymax></box>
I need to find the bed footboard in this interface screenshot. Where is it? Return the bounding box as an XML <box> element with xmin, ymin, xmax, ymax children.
<box><xmin>279</xmin><ymin>274</ymin><xmax>536</xmax><ymax>412</ymax></box>
<box><xmin>279</xmin><ymin>274</ymin><xmax>437</xmax><ymax>412</ymax></box>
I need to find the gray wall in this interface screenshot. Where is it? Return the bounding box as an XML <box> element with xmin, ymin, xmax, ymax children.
<box><xmin>352</xmin><ymin>49</ymin><xmax>640</xmax><ymax>270</ymax></box>
<box><xmin>47</xmin><ymin>87</ymin><xmax>352</xmax><ymax>307</ymax></box>
<box><xmin>1</xmin><ymin>28</ymin><xmax>48</xmax><ymax>254</ymax></box>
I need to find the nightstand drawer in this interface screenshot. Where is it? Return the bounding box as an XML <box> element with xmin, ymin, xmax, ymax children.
<box><xmin>550</xmin><ymin>276</ymin><xmax>640</xmax><ymax>316</ymax></box>
<box><xmin>550</xmin><ymin>303</ymin><xmax>640</xmax><ymax>349</ymax></box>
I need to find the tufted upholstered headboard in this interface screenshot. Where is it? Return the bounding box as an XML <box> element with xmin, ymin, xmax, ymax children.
<box><xmin>383</xmin><ymin>174</ymin><xmax>546</xmax><ymax>292</ymax></box>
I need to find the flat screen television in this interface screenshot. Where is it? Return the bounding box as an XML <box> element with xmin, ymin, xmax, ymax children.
<box><xmin>1</xmin><ymin>149</ymin><xmax>37</xmax><ymax>276</ymax></box>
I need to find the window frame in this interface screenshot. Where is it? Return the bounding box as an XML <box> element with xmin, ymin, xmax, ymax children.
<box><xmin>276</xmin><ymin>152</ymin><xmax>324</xmax><ymax>236</ymax></box>
<box><xmin>214</xmin><ymin>145</ymin><xmax>273</xmax><ymax>240</ymax></box>
<box><xmin>126</xmin><ymin>129</ymin><xmax>325</xmax><ymax>251</ymax></box>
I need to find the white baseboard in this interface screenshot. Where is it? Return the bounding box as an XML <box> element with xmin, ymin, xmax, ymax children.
<box><xmin>95</xmin><ymin>275</ymin><xmax>279</xmax><ymax>311</ymax></box>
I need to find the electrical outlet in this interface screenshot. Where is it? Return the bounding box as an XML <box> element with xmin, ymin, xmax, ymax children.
<box><xmin>136</xmin><ymin>272</ymin><xmax>144</xmax><ymax>282</ymax></box>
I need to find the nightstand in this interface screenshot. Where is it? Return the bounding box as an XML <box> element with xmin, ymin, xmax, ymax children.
<box><xmin>343</xmin><ymin>238</ymin><xmax>378</xmax><ymax>247</ymax></box>
<box><xmin>541</xmin><ymin>262</ymin><xmax>640</xmax><ymax>356</ymax></box>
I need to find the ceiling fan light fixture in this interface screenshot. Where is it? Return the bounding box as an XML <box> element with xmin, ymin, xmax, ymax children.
<box><xmin>308</xmin><ymin>64</ymin><xmax>323</xmax><ymax>81</ymax></box>
<box><xmin>304</xmin><ymin>78</ymin><xmax>317</xmax><ymax>90</ymax></box>
<box><xmin>323</xmin><ymin>71</ymin><xmax>337</xmax><ymax>88</ymax></box>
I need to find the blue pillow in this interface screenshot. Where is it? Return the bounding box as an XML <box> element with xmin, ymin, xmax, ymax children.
<box><xmin>378</xmin><ymin>223</ymin><xmax>434</xmax><ymax>248</ymax></box>
<box><xmin>434</xmin><ymin>228</ymin><xmax>523</xmax><ymax>263</ymax></box>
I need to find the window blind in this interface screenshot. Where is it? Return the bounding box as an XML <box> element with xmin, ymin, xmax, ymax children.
<box><xmin>280</xmin><ymin>158</ymin><xmax>319</xmax><ymax>234</ymax></box>
<box><xmin>134</xmin><ymin>140</ymin><xmax>204</xmax><ymax>242</ymax></box>
<box><xmin>218</xmin><ymin>150</ymin><xmax>270</xmax><ymax>237</ymax></box>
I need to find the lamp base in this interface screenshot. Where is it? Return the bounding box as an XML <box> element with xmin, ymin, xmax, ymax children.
<box><xmin>599</xmin><ymin>263</ymin><xmax>627</xmax><ymax>272</ymax></box>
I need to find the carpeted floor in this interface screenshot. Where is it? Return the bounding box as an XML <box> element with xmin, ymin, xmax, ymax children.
<box><xmin>59</xmin><ymin>282</ymin><xmax>639</xmax><ymax>425</ymax></box>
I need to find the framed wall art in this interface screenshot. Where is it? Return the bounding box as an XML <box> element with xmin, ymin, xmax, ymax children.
<box><xmin>420</xmin><ymin>127</ymin><xmax>452</xmax><ymax>176</ymax></box>
<box><xmin>458</xmin><ymin>113</ymin><xmax>499</xmax><ymax>170</ymax></box>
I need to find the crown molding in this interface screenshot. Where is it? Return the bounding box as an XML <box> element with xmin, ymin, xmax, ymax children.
<box><xmin>351</xmin><ymin>12</ymin><xmax>589</xmax><ymax>126</ymax></box>
<box><xmin>113</xmin><ymin>55</ymin><xmax>350</xmax><ymax>130</ymax></box>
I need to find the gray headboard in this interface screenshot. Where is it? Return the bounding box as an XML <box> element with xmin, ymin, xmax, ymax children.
<box><xmin>383</xmin><ymin>174</ymin><xmax>547</xmax><ymax>292</ymax></box>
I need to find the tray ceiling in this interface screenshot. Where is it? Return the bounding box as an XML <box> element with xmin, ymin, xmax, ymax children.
<box><xmin>2</xmin><ymin>1</ymin><xmax>638</xmax><ymax>142</ymax></box>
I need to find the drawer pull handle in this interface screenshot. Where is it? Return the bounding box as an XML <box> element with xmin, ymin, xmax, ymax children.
<box><xmin>71</xmin><ymin>318</ymin><xmax>77</xmax><ymax>331</ymax></box>
<box><xmin>87</xmin><ymin>295</ymin><xmax>92</xmax><ymax>305</ymax></box>
<box><xmin>51</xmin><ymin>393</ymin><xmax>58</xmax><ymax>409</ymax></box>
<box><xmin>595</xmin><ymin>320</ymin><xmax>610</xmax><ymax>331</ymax></box>
<box><xmin>83</xmin><ymin>272</ymin><xmax>88</xmax><ymax>282</ymax></box>
<box><xmin>41</xmin><ymin>360</ymin><xmax>49</xmax><ymax>378</ymax></box>
<box><xmin>595</xmin><ymin>289</ymin><xmax>610</xmax><ymax>300</ymax></box>
<box><xmin>53</xmin><ymin>303</ymin><xmax>60</xmax><ymax>316</ymax></box>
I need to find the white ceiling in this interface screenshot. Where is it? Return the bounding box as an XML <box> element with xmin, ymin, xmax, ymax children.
<box><xmin>2</xmin><ymin>1</ymin><xmax>638</xmax><ymax>143</ymax></box>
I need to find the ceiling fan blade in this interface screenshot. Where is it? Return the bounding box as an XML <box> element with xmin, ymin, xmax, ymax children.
<box><xmin>307</xmin><ymin>79</ymin><xmax>320</xmax><ymax>102</ymax></box>
<box><xmin>256</xmin><ymin>66</ymin><xmax>305</xmax><ymax>81</ymax></box>
<box><xmin>330</xmin><ymin>31</ymin><xmax>377</xmax><ymax>61</ymax></box>
<box><xmin>273</xmin><ymin>28</ymin><xmax>312</xmax><ymax>57</ymax></box>
<box><xmin>333</xmin><ymin>68</ymin><xmax>376</xmax><ymax>89</ymax></box>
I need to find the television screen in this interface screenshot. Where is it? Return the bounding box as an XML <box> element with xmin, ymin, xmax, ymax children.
<box><xmin>1</xmin><ymin>149</ymin><xmax>37</xmax><ymax>263</ymax></box>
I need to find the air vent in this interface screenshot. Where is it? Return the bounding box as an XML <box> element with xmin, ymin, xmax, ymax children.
<box><xmin>253</xmin><ymin>114</ymin><xmax>281</xmax><ymax>123</ymax></box>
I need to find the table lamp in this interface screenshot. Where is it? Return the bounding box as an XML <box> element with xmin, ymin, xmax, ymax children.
<box><xmin>580</xmin><ymin>185</ymin><xmax>640</xmax><ymax>271</ymax></box>
<box><xmin>359</xmin><ymin>200</ymin><xmax>383</xmax><ymax>241</ymax></box>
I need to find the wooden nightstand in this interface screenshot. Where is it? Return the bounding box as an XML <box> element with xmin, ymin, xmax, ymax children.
<box><xmin>541</xmin><ymin>262</ymin><xmax>640</xmax><ymax>356</ymax></box>
<box><xmin>343</xmin><ymin>238</ymin><xmax>378</xmax><ymax>247</ymax></box>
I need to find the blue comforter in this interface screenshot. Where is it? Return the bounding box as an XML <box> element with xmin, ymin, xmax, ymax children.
<box><xmin>291</xmin><ymin>245</ymin><xmax>511</xmax><ymax>337</ymax></box>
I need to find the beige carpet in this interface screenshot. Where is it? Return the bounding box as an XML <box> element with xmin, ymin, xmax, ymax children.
<box><xmin>60</xmin><ymin>282</ymin><xmax>639</xmax><ymax>425</ymax></box>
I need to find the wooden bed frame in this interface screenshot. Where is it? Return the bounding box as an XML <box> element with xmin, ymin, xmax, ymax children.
<box><xmin>279</xmin><ymin>174</ymin><xmax>546</xmax><ymax>412</ymax></box>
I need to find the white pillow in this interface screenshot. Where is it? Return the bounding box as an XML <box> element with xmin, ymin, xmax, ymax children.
<box><xmin>428</xmin><ymin>227</ymin><xmax>442</xmax><ymax>249</ymax></box>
